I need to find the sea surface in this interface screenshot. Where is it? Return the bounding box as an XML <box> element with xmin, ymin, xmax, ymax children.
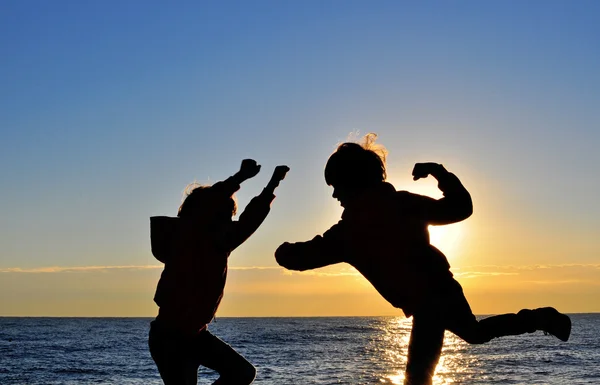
<box><xmin>0</xmin><ymin>315</ymin><xmax>598</xmax><ymax>384</ymax></box>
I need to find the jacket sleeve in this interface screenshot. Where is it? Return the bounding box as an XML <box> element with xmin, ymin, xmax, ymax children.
<box><xmin>210</xmin><ymin>175</ymin><xmax>241</xmax><ymax>198</ymax></box>
<box><xmin>275</xmin><ymin>221</ymin><xmax>346</xmax><ymax>271</ymax></box>
<box><xmin>225</xmin><ymin>189</ymin><xmax>275</xmax><ymax>251</ymax></box>
<box><xmin>404</xmin><ymin>167</ymin><xmax>473</xmax><ymax>225</ymax></box>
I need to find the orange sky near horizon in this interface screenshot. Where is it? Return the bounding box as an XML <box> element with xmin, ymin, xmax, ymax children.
<box><xmin>2</xmin><ymin>260</ymin><xmax>599</xmax><ymax>317</ymax></box>
<box><xmin>2</xmin><ymin>167</ymin><xmax>599</xmax><ymax>317</ymax></box>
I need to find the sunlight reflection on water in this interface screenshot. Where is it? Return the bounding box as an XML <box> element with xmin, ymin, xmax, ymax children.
<box><xmin>379</xmin><ymin>317</ymin><xmax>469</xmax><ymax>385</ymax></box>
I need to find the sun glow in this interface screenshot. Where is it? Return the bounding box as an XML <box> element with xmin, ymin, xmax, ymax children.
<box><xmin>380</xmin><ymin>318</ymin><xmax>472</xmax><ymax>385</ymax></box>
<box><xmin>428</xmin><ymin>223</ymin><xmax>465</xmax><ymax>260</ymax></box>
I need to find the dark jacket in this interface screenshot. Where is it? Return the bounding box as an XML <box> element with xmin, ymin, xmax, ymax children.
<box><xmin>151</xmin><ymin>177</ymin><xmax>274</xmax><ymax>334</ymax></box>
<box><xmin>275</xmin><ymin>167</ymin><xmax>472</xmax><ymax>316</ymax></box>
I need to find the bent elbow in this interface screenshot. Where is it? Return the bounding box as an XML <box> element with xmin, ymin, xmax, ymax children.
<box><xmin>456</xmin><ymin>195</ymin><xmax>473</xmax><ymax>221</ymax></box>
<box><xmin>448</xmin><ymin>201</ymin><xmax>473</xmax><ymax>223</ymax></box>
<box><xmin>454</xmin><ymin>206</ymin><xmax>473</xmax><ymax>223</ymax></box>
<box><xmin>463</xmin><ymin>203</ymin><xmax>473</xmax><ymax>220</ymax></box>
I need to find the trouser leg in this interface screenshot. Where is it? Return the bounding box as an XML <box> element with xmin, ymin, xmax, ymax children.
<box><xmin>449</xmin><ymin>311</ymin><xmax>539</xmax><ymax>345</ymax></box>
<box><xmin>441</xmin><ymin>280</ymin><xmax>563</xmax><ymax>344</ymax></box>
<box><xmin>149</xmin><ymin>321</ymin><xmax>200</xmax><ymax>385</ymax></box>
<box><xmin>192</xmin><ymin>329</ymin><xmax>256</xmax><ymax>385</ymax></box>
<box><xmin>404</xmin><ymin>313</ymin><xmax>445</xmax><ymax>385</ymax></box>
<box><xmin>457</xmin><ymin>308</ymin><xmax>571</xmax><ymax>342</ymax></box>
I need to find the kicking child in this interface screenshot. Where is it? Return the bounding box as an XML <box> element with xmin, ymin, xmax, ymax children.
<box><xmin>275</xmin><ymin>134</ymin><xmax>570</xmax><ymax>385</ymax></box>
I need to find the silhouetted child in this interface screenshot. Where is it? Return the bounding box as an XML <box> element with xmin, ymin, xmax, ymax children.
<box><xmin>150</xmin><ymin>159</ymin><xmax>289</xmax><ymax>385</ymax></box>
<box><xmin>275</xmin><ymin>134</ymin><xmax>571</xmax><ymax>385</ymax></box>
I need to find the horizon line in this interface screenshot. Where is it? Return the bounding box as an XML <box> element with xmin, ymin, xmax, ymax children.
<box><xmin>1</xmin><ymin>312</ymin><xmax>598</xmax><ymax>318</ymax></box>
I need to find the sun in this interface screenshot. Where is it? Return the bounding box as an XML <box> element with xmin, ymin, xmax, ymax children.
<box><xmin>428</xmin><ymin>223</ymin><xmax>465</xmax><ymax>259</ymax></box>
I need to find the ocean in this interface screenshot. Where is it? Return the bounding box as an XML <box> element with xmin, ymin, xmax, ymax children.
<box><xmin>0</xmin><ymin>315</ymin><xmax>598</xmax><ymax>384</ymax></box>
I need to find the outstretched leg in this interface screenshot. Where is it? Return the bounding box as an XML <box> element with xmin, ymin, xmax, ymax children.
<box><xmin>404</xmin><ymin>312</ymin><xmax>445</xmax><ymax>385</ymax></box>
<box><xmin>442</xmin><ymin>281</ymin><xmax>571</xmax><ymax>344</ymax></box>
<box><xmin>401</xmin><ymin>279</ymin><xmax>571</xmax><ymax>385</ymax></box>
<box><xmin>192</xmin><ymin>329</ymin><xmax>256</xmax><ymax>385</ymax></box>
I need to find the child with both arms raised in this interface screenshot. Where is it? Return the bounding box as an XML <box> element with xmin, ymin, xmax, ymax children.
<box><xmin>275</xmin><ymin>134</ymin><xmax>571</xmax><ymax>385</ymax></box>
<box><xmin>149</xmin><ymin>159</ymin><xmax>289</xmax><ymax>385</ymax></box>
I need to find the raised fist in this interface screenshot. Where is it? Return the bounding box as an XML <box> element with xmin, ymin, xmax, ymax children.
<box><xmin>271</xmin><ymin>165</ymin><xmax>290</xmax><ymax>183</ymax></box>
<box><xmin>412</xmin><ymin>162</ymin><xmax>441</xmax><ymax>181</ymax></box>
<box><xmin>239</xmin><ymin>159</ymin><xmax>261</xmax><ymax>179</ymax></box>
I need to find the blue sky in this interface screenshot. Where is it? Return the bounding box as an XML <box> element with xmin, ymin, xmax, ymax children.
<box><xmin>1</xmin><ymin>1</ymin><xmax>599</xmax><ymax>315</ymax></box>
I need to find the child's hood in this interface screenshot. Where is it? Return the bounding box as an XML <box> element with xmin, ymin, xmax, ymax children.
<box><xmin>150</xmin><ymin>216</ymin><xmax>181</xmax><ymax>263</ymax></box>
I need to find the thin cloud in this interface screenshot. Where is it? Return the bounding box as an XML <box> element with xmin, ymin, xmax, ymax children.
<box><xmin>524</xmin><ymin>280</ymin><xmax>588</xmax><ymax>285</ymax></box>
<box><xmin>456</xmin><ymin>263</ymin><xmax>600</xmax><ymax>271</ymax></box>
<box><xmin>453</xmin><ymin>263</ymin><xmax>600</xmax><ymax>281</ymax></box>
<box><xmin>229</xmin><ymin>266</ymin><xmax>281</xmax><ymax>271</ymax></box>
<box><xmin>454</xmin><ymin>271</ymin><xmax>518</xmax><ymax>279</ymax></box>
<box><xmin>3</xmin><ymin>263</ymin><xmax>598</xmax><ymax>276</ymax></box>
<box><xmin>0</xmin><ymin>265</ymin><xmax>163</xmax><ymax>273</ymax></box>
<box><xmin>281</xmin><ymin>268</ymin><xmax>361</xmax><ymax>278</ymax></box>
<box><xmin>0</xmin><ymin>265</ymin><xmax>282</xmax><ymax>274</ymax></box>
